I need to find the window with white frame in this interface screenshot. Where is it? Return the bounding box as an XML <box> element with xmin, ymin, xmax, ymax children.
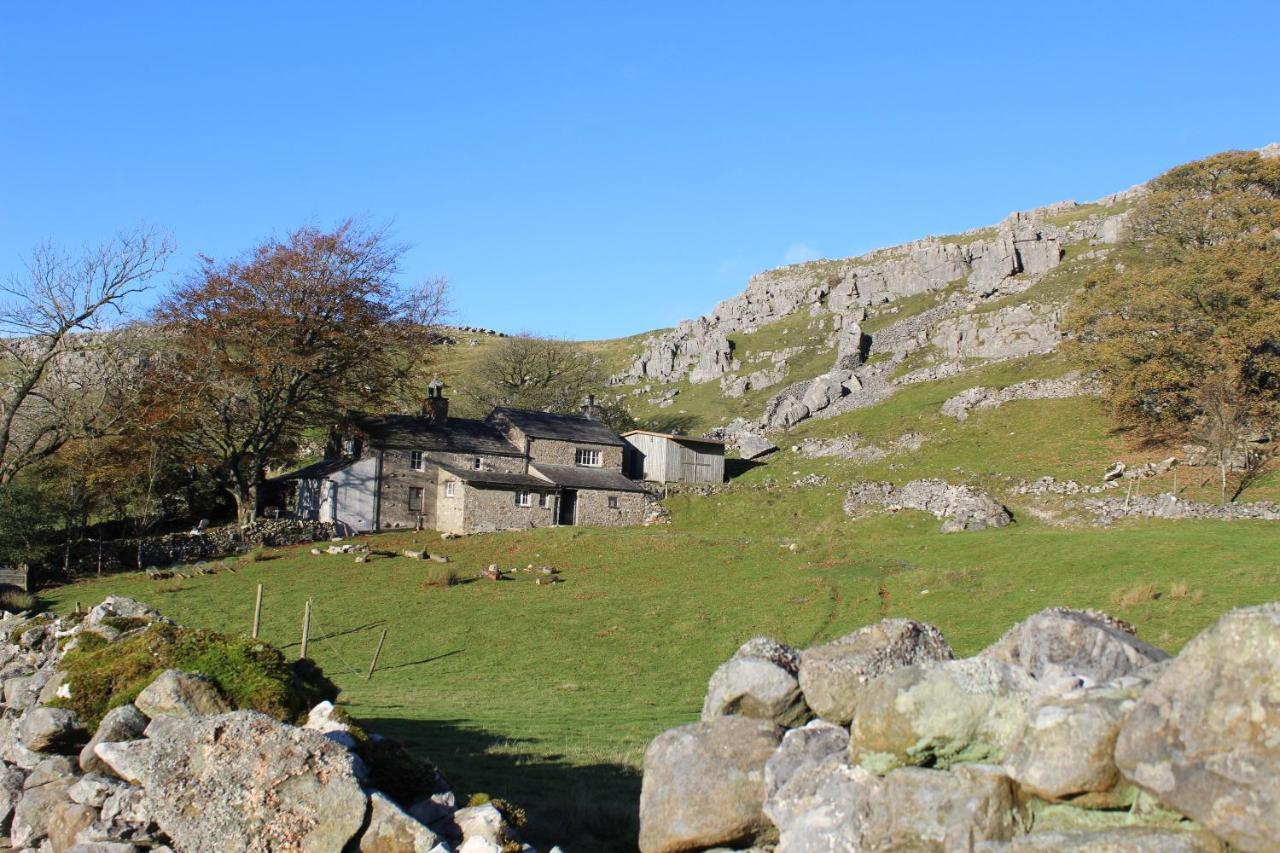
<box><xmin>575</xmin><ymin>448</ymin><xmax>601</xmax><ymax>467</ymax></box>
<box><xmin>539</xmin><ymin>492</ymin><xmax>550</xmax><ymax>509</ymax></box>
<box><xmin>516</xmin><ymin>490</ymin><xmax>533</xmax><ymax>507</ymax></box>
<box><xmin>408</xmin><ymin>487</ymin><xmax>423</xmax><ymax>512</ymax></box>
<box><xmin>444</xmin><ymin>481</ymin><xmax>457</xmax><ymax>498</ymax></box>
<box><xmin>472</xmin><ymin>456</ymin><xmax>482</xmax><ymax>470</ymax></box>
<box><xmin>410</xmin><ymin>450</ymin><xmax>424</xmax><ymax>471</ymax></box>
<box><xmin>607</xmin><ymin>495</ymin><xmax>619</xmax><ymax>509</ymax></box>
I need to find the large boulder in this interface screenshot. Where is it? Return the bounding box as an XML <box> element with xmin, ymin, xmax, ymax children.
<box><xmin>737</xmin><ymin>433</ymin><xmax>778</xmax><ymax>461</ymax></box>
<box><xmin>94</xmin><ymin>710</ymin><xmax>369</xmax><ymax>853</ymax></box>
<box><xmin>1115</xmin><ymin>604</ymin><xmax>1280</xmax><ymax>852</ymax></box>
<box><xmin>80</xmin><ymin>704</ymin><xmax>150</xmax><ymax>775</ymax></box>
<box><xmin>133</xmin><ymin>669</ymin><xmax>232</xmax><ymax>719</ymax></box>
<box><xmin>11</xmin><ymin>765</ymin><xmax>75</xmax><ymax>848</ymax></box>
<box><xmin>797</xmin><ymin>619</ymin><xmax>953</xmax><ymax>725</ymax></box>
<box><xmin>849</xmin><ymin>656</ymin><xmax>1034</xmax><ymax>772</ymax></box>
<box><xmin>1004</xmin><ymin>682</ymin><xmax>1141</xmax><ymax>800</ymax></box>
<box><xmin>19</xmin><ymin>705</ymin><xmax>88</xmax><ymax>753</ymax></box>
<box><xmin>47</xmin><ymin>799</ymin><xmax>99</xmax><ymax>851</ymax></box>
<box><xmin>702</xmin><ymin>637</ymin><xmax>808</xmax><ymax>727</ymax></box>
<box><xmin>868</xmin><ymin>765</ymin><xmax>1016</xmax><ymax>849</ymax></box>
<box><xmin>982</xmin><ymin>608</ymin><xmax>1170</xmax><ymax>683</ymax></box>
<box><xmin>639</xmin><ymin>716</ymin><xmax>782</xmax><ymax>853</ymax></box>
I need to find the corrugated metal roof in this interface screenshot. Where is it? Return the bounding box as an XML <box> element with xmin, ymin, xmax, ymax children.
<box><xmin>530</xmin><ymin>464</ymin><xmax>648</xmax><ymax>493</ymax></box>
<box><xmin>436</xmin><ymin>463</ymin><xmax>550</xmax><ymax>489</ymax></box>
<box><xmin>353</xmin><ymin>414</ymin><xmax>522</xmax><ymax>456</ymax></box>
<box><xmin>621</xmin><ymin>430</ymin><xmax>726</xmax><ymax>446</ymax></box>
<box><xmin>490</xmin><ymin>408</ymin><xmax>624</xmax><ymax>446</ymax></box>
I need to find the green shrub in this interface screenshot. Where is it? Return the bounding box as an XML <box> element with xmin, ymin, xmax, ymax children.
<box><xmin>0</xmin><ymin>589</ymin><xmax>35</xmax><ymax>613</ymax></box>
<box><xmin>53</xmin><ymin>623</ymin><xmax>338</xmax><ymax>729</ymax></box>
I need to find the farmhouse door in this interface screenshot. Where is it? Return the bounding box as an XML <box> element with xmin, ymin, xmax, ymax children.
<box><xmin>558</xmin><ymin>489</ymin><xmax>577</xmax><ymax>525</ymax></box>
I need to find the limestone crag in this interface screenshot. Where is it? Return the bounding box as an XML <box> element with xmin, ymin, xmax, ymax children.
<box><xmin>931</xmin><ymin>303</ymin><xmax>1063</xmax><ymax>361</ymax></box>
<box><xmin>942</xmin><ymin>373</ymin><xmax>1103</xmax><ymax>420</ymax></box>
<box><xmin>639</xmin><ymin>602</ymin><xmax>1279</xmax><ymax>852</ymax></box>
<box><xmin>0</xmin><ymin>599</ymin><xmax>546</xmax><ymax>852</ymax></box>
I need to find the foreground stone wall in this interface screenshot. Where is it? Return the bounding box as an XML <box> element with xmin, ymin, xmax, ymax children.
<box><xmin>639</xmin><ymin>604</ymin><xmax>1280</xmax><ymax>852</ymax></box>
<box><xmin>0</xmin><ymin>597</ymin><xmax>543</xmax><ymax>852</ymax></box>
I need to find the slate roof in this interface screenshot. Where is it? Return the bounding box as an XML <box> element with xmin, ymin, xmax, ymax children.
<box><xmin>271</xmin><ymin>456</ymin><xmax>356</xmax><ymax>482</ymax></box>
<box><xmin>531</xmin><ymin>464</ymin><xmax>648</xmax><ymax>493</ymax></box>
<box><xmin>436</xmin><ymin>463</ymin><xmax>550</xmax><ymax>489</ymax></box>
<box><xmin>352</xmin><ymin>414</ymin><xmax>522</xmax><ymax>456</ymax></box>
<box><xmin>490</xmin><ymin>407</ymin><xmax>624</xmax><ymax>446</ymax></box>
<box><xmin>621</xmin><ymin>430</ymin><xmax>726</xmax><ymax>446</ymax></box>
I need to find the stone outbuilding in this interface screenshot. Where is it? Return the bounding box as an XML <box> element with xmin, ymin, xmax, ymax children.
<box><xmin>622</xmin><ymin>430</ymin><xmax>726</xmax><ymax>484</ymax></box>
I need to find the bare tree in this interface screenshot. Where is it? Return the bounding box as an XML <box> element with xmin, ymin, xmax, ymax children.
<box><xmin>0</xmin><ymin>228</ymin><xmax>172</xmax><ymax>484</ymax></box>
<box><xmin>463</xmin><ymin>335</ymin><xmax>599</xmax><ymax>414</ymax></box>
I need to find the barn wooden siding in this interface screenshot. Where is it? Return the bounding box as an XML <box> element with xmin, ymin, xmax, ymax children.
<box><xmin>623</xmin><ymin>433</ymin><xmax>724</xmax><ymax>484</ymax></box>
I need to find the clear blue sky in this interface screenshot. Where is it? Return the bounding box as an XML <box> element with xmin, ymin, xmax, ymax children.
<box><xmin>2</xmin><ymin>3</ymin><xmax>1277</xmax><ymax>339</ymax></box>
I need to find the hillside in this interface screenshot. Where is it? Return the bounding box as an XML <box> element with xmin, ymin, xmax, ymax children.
<box><xmin>42</xmin><ymin>148</ymin><xmax>1280</xmax><ymax>851</ymax></box>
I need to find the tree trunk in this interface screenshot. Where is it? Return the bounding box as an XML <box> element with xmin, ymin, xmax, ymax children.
<box><xmin>233</xmin><ymin>482</ymin><xmax>259</xmax><ymax>529</ymax></box>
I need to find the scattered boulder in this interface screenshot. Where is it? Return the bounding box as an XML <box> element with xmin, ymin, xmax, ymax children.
<box><xmin>1115</xmin><ymin>604</ymin><xmax>1280</xmax><ymax>852</ymax></box>
<box><xmin>360</xmin><ymin>791</ymin><xmax>443</xmax><ymax>852</ymax></box>
<box><xmin>737</xmin><ymin>433</ymin><xmax>778</xmax><ymax>460</ymax></box>
<box><xmin>702</xmin><ymin>637</ymin><xmax>808</xmax><ymax>727</ymax></box>
<box><xmin>982</xmin><ymin>607</ymin><xmax>1170</xmax><ymax>683</ymax></box>
<box><xmin>849</xmin><ymin>656</ymin><xmax>1034</xmax><ymax>772</ymax></box>
<box><xmin>133</xmin><ymin>669</ymin><xmax>232</xmax><ymax>720</ymax></box>
<box><xmin>95</xmin><ymin>710</ymin><xmax>369</xmax><ymax>853</ymax></box>
<box><xmin>639</xmin><ymin>716</ymin><xmax>782</xmax><ymax>853</ymax></box>
<box><xmin>844</xmin><ymin>478</ymin><xmax>1013</xmax><ymax>532</ymax></box>
<box><xmin>797</xmin><ymin>618</ymin><xmax>953</xmax><ymax>724</ymax></box>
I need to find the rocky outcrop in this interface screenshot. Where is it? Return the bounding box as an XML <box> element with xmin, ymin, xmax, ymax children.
<box><xmin>618</xmin><ymin>318</ymin><xmax>736</xmax><ymax>385</ymax></box>
<box><xmin>930</xmin><ymin>303</ymin><xmax>1063</xmax><ymax>361</ymax></box>
<box><xmin>942</xmin><ymin>373</ymin><xmax>1103</xmax><ymax>420</ymax></box>
<box><xmin>793</xmin><ymin>431</ymin><xmax>927</xmax><ymax>462</ymax></box>
<box><xmin>1087</xmin><ymin>493</ymin><xmax>1280</xmax><ymax>524</ymax></box>
<box><xmin>641</xmin><ymin>601</ymin><xmax>1277</xmax><ymax>852</ymax></box>
<box><xmin>843</xmin><ymin>478</ymin><xmax>1013</xmax><ymax>532</ymax></box>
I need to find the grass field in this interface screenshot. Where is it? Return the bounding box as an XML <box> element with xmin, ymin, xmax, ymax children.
<box><xmin>42</xmin><ymin>360</ymin><xmax>1280</xmax><ymax>849</ymax></box>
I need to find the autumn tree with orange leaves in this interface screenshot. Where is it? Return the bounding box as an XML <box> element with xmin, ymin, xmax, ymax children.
<box><xmin>152</xmin><ymin>221</ymin><xmax>447</xmax><ymax>527</ymax></box>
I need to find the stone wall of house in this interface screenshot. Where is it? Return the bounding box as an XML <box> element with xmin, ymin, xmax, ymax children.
<box><xmin>462</xmin><ymin>484</ymin><xmax>557</xmax><ymax>533</ymax></box>
<box><xmin>528</xmin><ymin>437</ymin><xmax>624</xmax><ymax>469</ymax></box>
<box><xmin>573</xmin><ymin>490</ymin><xmax>645</xmax><ymax>527</ymax></box>
<box><xmin>379</xmin><ymin>449</ymin><xmax>526</xmax><ymax>530</ymax></box>
<box><xmin>434</xmin><ymin>472</ymin><xmax>466</xmax><ymax>534</ymax></box>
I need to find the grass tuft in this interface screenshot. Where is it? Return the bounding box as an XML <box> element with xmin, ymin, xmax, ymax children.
<box><xmin>1112</xmin><ymin>582</ymin><xmax>1160</xmax><ymax>608</ymax></box>
<box><xmin>420</xmin><ymin>564</ymin><xmax>460</xmax><ymax>589</ymax></box>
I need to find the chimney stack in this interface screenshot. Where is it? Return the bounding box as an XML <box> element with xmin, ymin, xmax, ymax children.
<box><xmin>423</xmin><ymin>381</ymin><xmax>449</xmax><ymax>424</ymax></box>
<box><xmin>580</xmin><ymin>393</ymin><xmax>602</xmax><ymax>421</ymax></box>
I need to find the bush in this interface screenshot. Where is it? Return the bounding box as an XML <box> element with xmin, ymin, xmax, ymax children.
<box><xmin>53</xmin><ymin>622</ymin><xmax>338</xmax><ymax>728</ymax></box>
<box><xmin>420</xmin><ymin>564</ymin><xmax>459</xmax><ymax>589</ymax></box>
<box><xmin>0</xmin><ymin>589</ymin><xmax>35</xmax><ymax>613</ymax></box>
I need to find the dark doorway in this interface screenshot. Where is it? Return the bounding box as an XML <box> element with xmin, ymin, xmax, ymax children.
<box><xmin>558</xmin><ymin>489</ymin><xmax>577</xmax><ymax>525</ymax></box>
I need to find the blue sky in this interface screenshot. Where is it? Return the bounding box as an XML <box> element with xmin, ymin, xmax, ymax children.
<box><xmin>2</xmin><ymin>3</ymin><xmax>1277</xmax><ymax>339</ymax></box>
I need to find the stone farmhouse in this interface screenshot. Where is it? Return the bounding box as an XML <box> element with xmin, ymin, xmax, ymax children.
<box><xmin>278</xmin><ymin>388</ymin><xmax>647</xmax><ymax>535</ymax></box>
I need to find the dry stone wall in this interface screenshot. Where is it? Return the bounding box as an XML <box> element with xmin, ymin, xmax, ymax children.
<box><xmin>639</xmin><ymin>603</ymin><xmax>1280</xmax><ymax>852</ymax></box>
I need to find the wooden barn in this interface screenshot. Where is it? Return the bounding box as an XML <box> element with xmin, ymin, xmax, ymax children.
<box><xmin>622</xmin><ymin>430</ymin><xmax>725</xmax><ymax>484</ymax></box>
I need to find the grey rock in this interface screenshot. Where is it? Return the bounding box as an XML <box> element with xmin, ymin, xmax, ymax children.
<box><xmin>0</xmin><ymin>763</ymin><xmax>24</xmax><ymax>835</ymax></box>
<box><xmin>25</xmin><ymin>755</ymin><xmax>78</xmax><ymax>788</ymax></box>
<box><xmin>763</xmin><ymin>721</ymin><xmax>866</xmax><ymax>852</ymax></box>
<box><xmin>639</xmin><ymin>716</ymin><xmax>782</xmax><ymax>853</ymax></box>
<box><xmin>849</xmin><ymin>656</ymin><xmax>1035</xmax><ymax>772</ymax></box>
<box><xmin>95</xmin><ymin>710</ymin><xmax>369</xmax><ymax>853</ymax></box>
<box><xmin>359</xmin><ymin>791</ymin><xmax>442</xmax><ymax>852</ymax></box>
<box><xmin>1115</xmin><ymin>603</ymin><xmax>1280</xmax><ymax>852</ymax></box>
<box><xmin>702</xmin><ymin>637</ymin><xmax>808</xmax><ymax>726</ymax></box>
<box><xmin>68</xmin><ymin>843</ymin><xmax>143</xmax><ymax>853</ymax></box>
<box><xmin>941</xmin><ymin>373</ymin><xmax>1102</xmax><ymax>421</ymax></box>
<box><xmin>737</xmin><ymin>433</ymin><xmax>777</xmax><ymax>460</ymax></box>
<box><xmin>1004</xmin><ymin>683</ymin><xmax>1141</xmax><ymax>800</ymax></box>
<box><xmin>797</xmin><ymin>618</ymin><xmax>953</xmax><ymax>724</ymax></box>
<box><xmin>454</xmin><ymin>801</ymin><xmax>507</xmax><ymax>845</ymax></box>
<box><xmin>80</xmin><ymin>704</ymin><xmax>149</xmax><ymax>775</ymax></box>
<box><xmin>47</xmin><ymin>799</ymin><xmax>99</xmax><ymax>852</ymax></box>
<box><xmin>19</xmin><ymin>705</ymin><xmax>88</xmax><ymax>753</ymax></box>
<box><xmin>133</xmin><ymin>669</ymin><xmax>232</xmax><ymax>719</ymax></box>
<box><xmin>931</xmin><ymin>303</ymin><xmax>1062</xmax><ymax>360</ymax></box>
<box><xmin>869</xmin><ymin>764</ymin><xmax>1016</xmax><ymax>849</ymax></box>
<box><xmin>981</xmin><ymin>607</ymin><xmax>1169</xmax><ymax>683</ymax></box>
<box><xmin>11</xmin><ymin>772</ymin><xmax>73</xmax><ymax>848</ymax></box>
<box><xmin>84</xmin><ymin>597</ymin><xmax>164</xmax><ymax>628</ymax></box>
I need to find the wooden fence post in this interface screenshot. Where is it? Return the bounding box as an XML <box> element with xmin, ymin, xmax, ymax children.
<box><xmin>252</xmin><ymin>583</ymin><xmax>263</xmax><ymax>639</ymax></box>
<box><xmin>300</xmin><ymin>598</ymin><xmax>312</xmax><ymax>660</ymax></box>
<box><xmin>366</xmin><ymin>628</ymin><xmax>388</xmax><ymax>680</ymax></box>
